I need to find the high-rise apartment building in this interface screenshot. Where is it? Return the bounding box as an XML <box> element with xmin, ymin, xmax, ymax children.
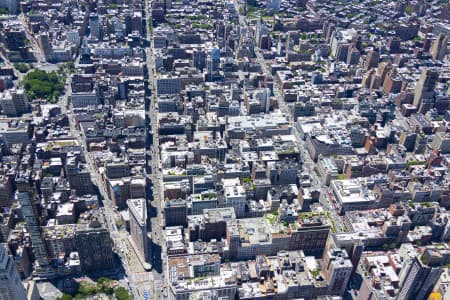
<box><xmin>431</xmin><ymin>34</ymin><xmax>448</xmax><ymax>61</ymax></box>
<box><xmin>89</xmin><ymin>13</ymin><xmax>100</xmax><ymax>39</ymax></box>
<box><xmin>0</xmin><ymin>245</ymin><xmax>27</xmax><ymax>300</ymax></box>
<box><xmin>398</xmin><ymin>250</ymin><xmax>443</xmax><ymax>300</ymax></box>
<box><xmin>365</xmin><ymin>50</ymin><xmax>380</xmax><ymax>70</ymax></box>
<box><xmin>413</xmin><ymin>69</ymin><xmax>439</xmax><ymax>113</ymax></box>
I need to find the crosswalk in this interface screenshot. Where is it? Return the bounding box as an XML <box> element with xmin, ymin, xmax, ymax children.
<box><xmin>143</xmin><ymin>290</ymin><xmax>151</xmax><ymax>300</ymax></box>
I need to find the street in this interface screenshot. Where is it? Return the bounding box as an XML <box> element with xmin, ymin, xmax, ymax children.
<box><xmin>143</xmin><ymin>0</ymin><xmax>169</xmax><ymax>298</ymax></box>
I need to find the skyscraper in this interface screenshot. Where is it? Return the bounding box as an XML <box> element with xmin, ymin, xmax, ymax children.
<box><xmin>322</xmin><ymin>248</ymin><xmax>353</xmax><ymax>296</ymax></box>
<box><xmin>16</xmin><ymin>190</ymin><xmax>53</xmax><ymax>278</ymax></box>
<box><xmin>430</xmin><ymin>34</ymin><xmax>448</xmax><ymax>61</ymax></box>
<box><xmin>37</xmin><ymin>33</ymin><xmax>53</xmax><ymax>62</ymax></box>
<box><xmin>206</xmin><ymin>48</ymin><xmax>221</xmax><ymax>82</ymax></box>
<box><xmin>266</xmin><ymin>0</ymin><xmax>280</xmax><ymax>11</ymax></box>
<box><xmin>0</xmin><ymin>245</ymin><xmax>27</xmax><ymax>300</ymax></box>
<box><xmin>128</xmin><ymin>198</ymin><xmax>151</xmax><ymax>263</ymax></box>
<box><xmin>398</xmin><ymin>252</ymin><xmax>443</xmax><ymax>300</ymax></box>
<box><xmin>413</xmin><ymin>68</ymin><xmax>439</xmax><ymax>113</ymax></box>
<box><xmin>364</xmin><ymin>50</ymin><xmax>380</xmax><ymax>70</ymax></box>
<box><xmin>65</xmin><ymin>156</ymin><xmax>94</xmax><ymax>196</ymax></box>
<box><xmin>0</xmin><ymin>0</ymin><xmax>18</xmax><ymax>15</ymax></box>
<box><xmin>89</xmin><ymin>13</ymin><xmax>100</xmax><ymax>39</ymax></box>
<box><xmin>75</xmin><ymin>212</ymin><xmax>114</xmax><ymax>272</ymax></box>
<box><xmin>0</xmin><ymin>88</ymin><xmax>30</xmax><ymax>117</ymax></box>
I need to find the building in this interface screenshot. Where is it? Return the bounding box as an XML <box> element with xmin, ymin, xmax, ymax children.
<box><xmin>128</xmin><ymin>198</ymin><xmax>151</xmax><ymax>263</ymax></box>
<box><xmin>23</xmin><ymin>280</ymin><xmax>39</xmax><ymax>300</ymax></box>
<box><xmin>188</xmin><ymin>207</ymin><xmax>235</xmax><ymax>242</ymax></box>
<box><xmin>0</xmin><ymin>89</ymin><xmax>29</xmax><ymax>117</ymax></box>
<box><xmin>317</xmin><ymin>157</ymin><xmax>339</xmax><ymax>186</ymax></box>
<box><xmin>431</xmin><ymin>34</ymin><xmax>448</xmax><ymax>61</ymax></box>
<box><xmin>16</xmin><ymin>188</ymin><xmax>53</xmax><ymax>277</ymax></box>
<box><xmin>70</xmin><ymin>92</ymin><xmax>99</xmax><ymax>108</ymax></box>
<box><xmin>89</xmin><ymin>13</ymin><xmax>100</xmax><ymax>39</ymax></box>
<box><xmin>330</xmin><ymin>29</ymin><xmax>357</xmax><ymax>62</ymax></box>
<box><xmin>42</xmin><ymin>224</ymin><xmax>76</xmax><ymax>260</ymax></box>
<box><xmin>330</xmin><ymin>179</ymin><xmax>377</xmax><ymax>213</ymax></box>
<box><xmin>74</xmin><ymin>213</ymin><xmax>114</xmax><ymax>272</ymax></box>
<box><xmin>164</xmin><ymin>199</ymin><xmax>187</xmax><ymax>227</ymax></box>
<box><xmin>37</xmin><ymin>33</ymin><xmax>53</xmax><ymax>62</ymax></box>
<box><xmin>382</xmin><ymin>71</ymin><xmax>403</xmax><ymax>94</ymax></box>
<box><xmin>105</xmin><ymin>162</ymin><xmax>130</xmax><ymax>179</ymax></box>
<box><xmin>0</xmin><ymin>120</ymin><xmax>29</xmax><ymax>147</ymax></box>
<box><xmin>227</xmin><ymin>213</ymin><xmax>331</xmax><ymax>260</ymax></box>
<box><xmin>356</xmin><ymin>252</ymin><xmax>402</xmax><ymax>299</ymax></box>
<box><xmin>206</xmin><ymin>47</ymin><xmax>221</xmax><ymax>81</ymax></box>
<box><xmin>413</xmin><ymin>69</ymin><xmax>439</xmax><ymax>113</ymax></box>
<box><xmin>223</xmin><ymin>180</ymin><xmax>246</xmax><ymax>218</ymax></box>
<box><xmin>266</xmin><ymin>0</ymin><xmax>280</xmax><ymax>11</ymax></box>
<box><xmin>156</xmin><ymin>76</ymin><xmax>181</xmax><ymax>95</ymax></box>
<box><xmin>168</xmin><ymin>254</ymin><xmax>236</xmax><ymax>300</ymax></box>
<box><xmin>65</xmin><ymin>156</ymin><xmax>94</xmax><ymax>196</ymax></box>
<box><xmin>189</xmin><ymin>191</ymin><xmax>218</xmax><ymax>215</ymax></box>
<box><xmin>0</xmin><ymin>174</ymin><xmax>13</xmax><ymax>209</ymax></box>
<box><xmin>0</xmin><ymin>245</ymin><xmax>27</xmax><ymax>300</ymax></box>
<box><xmin>0</xmin><ymin>0</ymin><xmax>18</xmax><ymax>14</ymax></box>
<box><xmin>431</xmin><ymin>132</ymin><xmax>450</xmax><ymax>154</ymax></box>
<box><xmin>398</xmin><ymin>251</ymin><xmax>443</xmax><ymax>300</ymax></box>
<box><xmin>365</xmin><ymin>50</ymin><xmax>380</xmax><ymax>70</ymax></box>
<box><xmin>66</xmin><ymin>30</ymin><xmax>81</xmax><ymax>47</ymax></box>
<box><xmin>322</xmin><ymin>248</ymin><xmax>353</xmax><ymax>296</ymax></box>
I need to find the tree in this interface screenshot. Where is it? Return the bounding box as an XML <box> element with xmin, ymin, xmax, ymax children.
<box><xmin>78</xmin><ymin>282</ymin><xmax>97</xmax><ymax>296</ymax></box>
<box><xmin>114</xmin><ymin>287</ymin><xmax>132</xmax><ymax>300</ymax></box>
<box><xmin>405</xmin><ymin>5</ymin><xmax>415</xmax><ymax>15</ymax></box>
<box><xmin>65</xmin><ymin>61</ymin><xmax>75</xmax><ymax>73</ymax></box>
<box><xmin>22</xmin><ymin>69</ymin><xmax>64</xmax><ymax>102</ymax></box>
<box><xmin>97</xmin><ymin>277</ymin><xmax>114</xmax><ymax>295</ymax></box>
<box><xmin>57</xmin><ymin>294</ymin><xmax>73</xmax><ymax>300</ymax></box>
<box><xmin>14</xmin><ymin>63</ymin><xmax>30</xmax><ymax>73</ymax></box>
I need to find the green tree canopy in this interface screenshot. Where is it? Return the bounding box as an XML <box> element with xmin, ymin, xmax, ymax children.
<box><xmin>22</xmin><ymin>69</ymin><xmax>64</xmax><ymax>103</ymax></box>
<box><xmin>114</xmin><ymin>287</ymin><xmax>132</xmax><ymax>300</ymax></box>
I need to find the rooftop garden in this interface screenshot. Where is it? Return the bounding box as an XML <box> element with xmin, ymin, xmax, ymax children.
<box><xmin>264</xmin><ymin>213</ymin><xmax>277</xmax><ymax>225</ymax></box>
<box><xmin>406</xmin><ymin>160</ymin><xmax>426</xmax><ymax>167</ymax></box>
<box><xmin>192</xmin><ymin>22</ymin><xmax>212</xmax><ymax>30</ymax></box>
<box><xmin>197</xmin><ymin>193</ymin><xmax>217</xmax><ymax>200</ymax></box>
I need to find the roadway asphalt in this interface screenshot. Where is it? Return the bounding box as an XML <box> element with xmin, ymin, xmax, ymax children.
<box><xmin>144</xmin><ymin>0</ymin><xmax>169</xmax><ymax>298</ymax></box>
